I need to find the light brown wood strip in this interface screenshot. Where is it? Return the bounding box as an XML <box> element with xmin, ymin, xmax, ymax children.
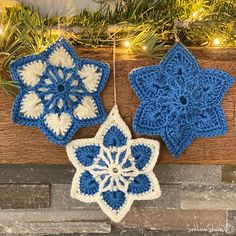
<box><xmin>0</xmin><ymin>48</ymin><xmax>236</xmax><ymax>164</ymax></box>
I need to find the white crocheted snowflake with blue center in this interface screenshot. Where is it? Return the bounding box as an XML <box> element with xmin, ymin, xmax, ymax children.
<box><xmin>129</xmin><ymin>43</ymin><xmax>234</xmax><ymax>157</ymax></box>
<box><xmin>66</xmin><ymin>106</ymin><xmax>161</xmax><ymax>222</ymax></box>
<box><xmin>10</xmin><ymin>38</ymin><xmax>109</xmax><ymax>145</ymax></box>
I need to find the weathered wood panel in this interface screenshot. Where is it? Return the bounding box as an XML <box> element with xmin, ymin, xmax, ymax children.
<box><xmin>0</xmin><ymin>47</ymin><xmax>236</xmax><ymax>164</ymax></box>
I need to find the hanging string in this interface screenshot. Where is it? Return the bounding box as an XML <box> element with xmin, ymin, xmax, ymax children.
<box><xmin>113</xmin><ymin>35</ymin><xmax>117</xmax><ymax>106</ymax></box>
<box><xmin>57</xmin><ymin>14</ymin><xmax>62</xmax><ymax>37</ymax></box>
<box><xmin>58</xmin><ymin>15</ymin><xmax>61</xmax><ymax>31</ymax></box>
<box><xmin>173</xmin><ymin>21</ymin><xmax>180</xmax><ymax>43</ymax></box>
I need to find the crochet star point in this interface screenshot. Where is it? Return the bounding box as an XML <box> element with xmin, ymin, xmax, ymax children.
<box><xmin>129</xmin><ymin>43</ymin><xmax>234</xmax><ymax>157</ymax></box>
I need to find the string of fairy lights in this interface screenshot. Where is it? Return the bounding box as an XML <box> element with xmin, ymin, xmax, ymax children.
<box><xmin>0</xmin><ymin>3</ymin><xmax>230</xmax><ymax>52</ymax></box>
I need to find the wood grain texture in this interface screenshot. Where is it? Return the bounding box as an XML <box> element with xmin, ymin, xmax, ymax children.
<box><xmin>0</xmin><ymin>47</ymin><xmax>236</xmax><ymax>164</ymax></box>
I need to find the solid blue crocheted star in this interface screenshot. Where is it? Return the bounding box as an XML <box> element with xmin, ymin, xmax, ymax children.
<box><xmin>66</xmin><ymin>106</ymin><xmax>161</xmax><ymax>222</ymax></box>
<box><xmin>10</xmin><ymin>38</ymin><xmax>109</xmax><ymax>145</ymax></box>
<box><xmin>129</xmin><ymin>43</ymin><xmax>234</xmax><ymax>157</ymax></box>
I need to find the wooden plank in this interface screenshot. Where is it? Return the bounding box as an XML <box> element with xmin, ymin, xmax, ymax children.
<box><xmin>0</xmin><ymin>47</ymin><xmax>236</xmax><ymax>164</ymax></box>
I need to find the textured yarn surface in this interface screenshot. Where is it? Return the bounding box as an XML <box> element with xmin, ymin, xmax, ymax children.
<box><xmin>66</xmin><ymin>105</ymin><xmax>161</xmax><ymax>222</ymax></box>
<box><xmin>129</xmin><ymin>43</ymin><xmax>234</xmax><ymax>157</ymax></box>
<box><xmin>10</xmin><ymin>38</ymin><xmax>109</xmax><ymax>145</ymax></box>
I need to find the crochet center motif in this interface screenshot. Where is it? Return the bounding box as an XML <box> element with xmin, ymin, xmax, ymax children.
<box><xmin>10</xmin><ymin>38</ymin><xmax>109</xmax><ymax>145</ymax></box>
<box><xmin>129</xmin><ymin>43</ymin><xmax>234</xmax><ymax>157</ymax></box>
<box><xmin>66</xmin><ymin>106</ymin><xmax>161</xmax><ymax>222</ymax></box>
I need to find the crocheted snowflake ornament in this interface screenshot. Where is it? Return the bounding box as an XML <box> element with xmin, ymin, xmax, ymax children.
<box><xmin>129</xmin><ymin>43</ymin><xmax>234</xmax><ymax>157</ymax></box>
<box><xmin>66</xmin><ymin>105</ymin><xmax>161</xmax><ymax>222</ymax></box>
<box><xmin>10</xmin><ymin>38</ymin><xmax>109</xmax><ymax>145</ymax></box>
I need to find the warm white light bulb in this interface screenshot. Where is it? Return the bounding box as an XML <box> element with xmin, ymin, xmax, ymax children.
<box><xmin>192</xmin><ymin>11</ymin><xmax>198</xmax><ymax>17</ymax></box>
<box><xmin>142</xmin><ymin>45</ymin><xmax>147</xmax><ymax>51</ymax></box>
<box><xmin>192</xmin><ymin>8</ymin><xmax>204</xmax><ymax>19</ymax></box>
<box><xmin>213</xmin><ymin>38</ymin><xmax>220</xmax><ymax>46</ymax></box>
<box><xmin>124</xmin><ymin>40</ymin><xmax>130</xmax><ymax>48</ymax></box>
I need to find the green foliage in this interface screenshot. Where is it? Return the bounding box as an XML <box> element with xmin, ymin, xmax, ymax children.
<box><xmin>0</xmin><ymin>0</ymin><xmax>236</xmax><ymax>94</ymax></box>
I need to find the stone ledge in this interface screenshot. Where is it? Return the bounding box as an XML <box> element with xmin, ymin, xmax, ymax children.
<box><xmin>0</xmin><ymin>209</ymin><xmax>108</xmax><ymax>222</ymax></box>
<box><xmin>0</xmin><ymin>184</ymin><xmax>50</xmax><ymax>209</ymax></box>
<box><xmin>118</xmin><ymin>209</ymin><xmax>226</xmax><ymax>232</ymax></box>
<box><xmin>222</xmin><ymin>166</ymin><xmax>236</xmax><ymax>184</ymax></box>
<box><xmin>181</xmin><ymin>184</ymin><xmax>236</xmax><ymax>210</ymax></box>
<box><xmin>0</xmin><ymin>221</ymin><xmax>111</xmax><ymax>235</ymax></box>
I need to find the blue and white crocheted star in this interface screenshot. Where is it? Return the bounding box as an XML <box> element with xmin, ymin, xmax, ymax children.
<box><xmin>10</xmin><ymin>38</ymin><xmax>109</xmax><ymax>145</ymax></box>
<box><xmin>66</xmin><ymin>106</ymin><xmax>161</xmax><ymax>222</ymax></box>
<box><xmin>129</xmin><ymin>43</ymin><xmax>234</xmax><ymax>157</ymax></box>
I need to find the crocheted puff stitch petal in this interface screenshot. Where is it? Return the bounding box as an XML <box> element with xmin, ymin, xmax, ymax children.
<box><xmin>66</xmin><ymin>105</ymin><xmax>161</xmax><ymax>222</ymax></box>
<box><xmin>129</xmin><ymin>43</ymin><xmax>234</xmax><ymax>157</ymax></box>
<box><xmin>10</xmin><ymin>38</ymin><xmax>109</xmax><ymax>145</ymax></box>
